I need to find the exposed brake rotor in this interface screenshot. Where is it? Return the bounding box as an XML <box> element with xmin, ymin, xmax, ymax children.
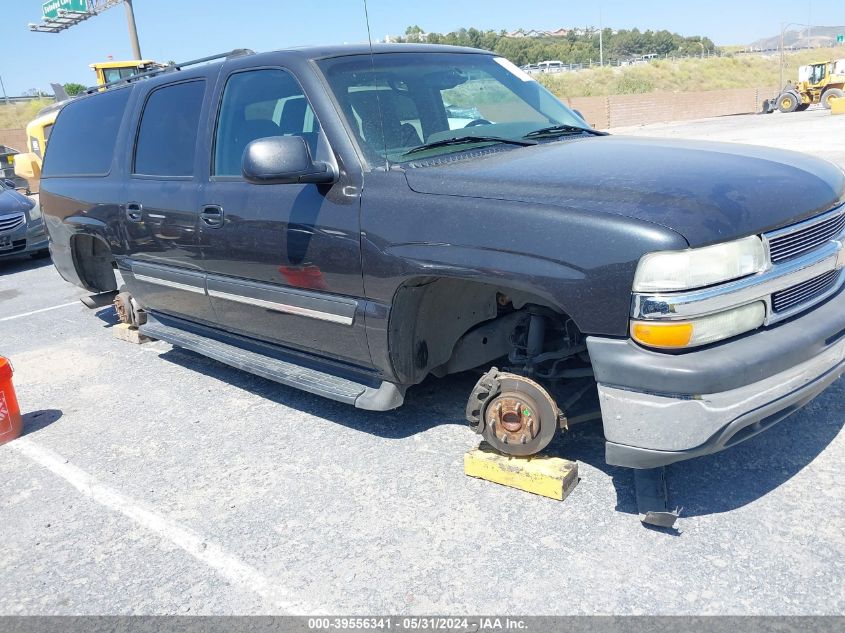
<box><xmin>113</xmin><ymin>291</ymin><xmax>146</xmax><ymax>327</ymax></box>
<box><xmin>466</xmin><ymin>367</ymin><xmax>564</xmax><ymax>456</ymax></box>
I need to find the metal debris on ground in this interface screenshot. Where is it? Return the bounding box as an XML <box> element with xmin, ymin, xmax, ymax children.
<box><xmin>634</xmin><ymin>466</ymin><xmax>681</xmax><ymax>529</ymax></box>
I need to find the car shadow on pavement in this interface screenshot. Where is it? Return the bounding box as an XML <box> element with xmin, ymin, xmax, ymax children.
<box><xmin>0</xmin><ymin>255</ymin><xmax>52</xmax><ymax>276</ymax></box>
<box><xmin>157</xmin><ymin>345</ymin><xmax>845</xmax><ymax>520</ymax></box>
<box><xmin>94</xmin><ymin>306</ymin><xmax>120</xmax><ymax>327</ymax></box>
<box><xmin>158</xmin><ymin>346</ymin><xmax>476</xmax><ymax>439</ymax></box>
<box><xmin>21</xmin><ymin>409</ymin><xmax>63</xmax><ymax>435</ymax></box>
<box><xmin>556</xmin><ymin>384</ymin><xmax>845</xmax><ymax>520</ymax></box>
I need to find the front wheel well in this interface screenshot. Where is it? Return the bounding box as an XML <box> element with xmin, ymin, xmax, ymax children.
<box><xmin>70</xmin><ymin>233</ymin><xmax>117</xmax><ymax>293</ymax></box>
<box><xmin>387</xmin><ymin>277</ymin><xmax>583</xmax><ymax>385</ymax></box>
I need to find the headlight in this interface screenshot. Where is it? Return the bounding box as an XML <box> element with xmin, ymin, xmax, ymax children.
<box><xmin>28</xmin><ymin>203</ymin><xmax>42</xmax><ymax>221</ymax></box>
<box><xmin>633</xmin><ymin>236</ymin><xmax>766</xmax><ymax>292</ymax></box>
<box><xmin>631</xmin><ymin>301</ymin><xmax>766</xmax><ymax>349</ymax></box>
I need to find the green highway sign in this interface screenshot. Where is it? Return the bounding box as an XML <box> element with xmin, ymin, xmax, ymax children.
<box><xmin>42</xmin><ymin>0</ymin><xmax>87</xmax><ymax>19</ymax></box>
<box><xmin>837</xmin><ymin>34</ymin><xmax>844</xmax><ymax>44</ymax></box>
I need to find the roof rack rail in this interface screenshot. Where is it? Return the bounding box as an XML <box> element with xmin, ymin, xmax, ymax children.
<box><xmin>83</xmin><ymin>48</ymin><xmax>255</xmax><ymax>95</ymax></box>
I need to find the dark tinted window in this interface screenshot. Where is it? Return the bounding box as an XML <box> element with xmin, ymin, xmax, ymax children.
<box><xmin>41</xmin><ymin>88</ymin><xmax>130</xmax><ymax>177</ymax></box>
<box><xmin>214</xmin><ymin>69</ymin><xmax>320</xmax><ymax>176</ymax></box>
<box><xmin>318</xmin><ymin>53</ymin><xmax>584</xmax><ymax>164</ymax></box>
<box><xmin>134</xmin><ymin>80</ymin><xmax>205</xmax><ymax>177</ymax></box>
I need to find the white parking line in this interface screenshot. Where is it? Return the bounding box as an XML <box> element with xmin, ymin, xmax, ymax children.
<box><xmin>0</xmin><ymin>301</ymin><xmax>80</xmax><ymax>323</ymax></box>
<box><xmin>9</xmin><ymin>437</ymin><xmax>306</xmax><ymax>614</ymax></box>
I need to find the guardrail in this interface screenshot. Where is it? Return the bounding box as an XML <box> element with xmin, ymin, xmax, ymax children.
<box><xmin>0</xmin><ymin>95</ymin><xmax>57</xmax><ymax>104</ymax></box>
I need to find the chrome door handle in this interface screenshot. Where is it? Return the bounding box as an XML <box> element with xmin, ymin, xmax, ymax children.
<box><xmin>126</xmin><ymin>202</ymin><xmax>143</xmax><ymax>222</ymax></box>
<box><xmin>200</xmin><ymin>205</ymin><xmax>224</xmax><ymax>229</ymax></box>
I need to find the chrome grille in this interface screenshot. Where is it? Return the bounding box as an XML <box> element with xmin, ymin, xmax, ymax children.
<box><xmin>772</xmin><ymin>269</ymin><xmax>839</xmax><ymax>313</ymax></box>
<box><xmin>767</xmin><ymin>208</ymin><xmax>845</xmax><ymax>263</ymax></box>
<box><xmin>0</xmin><ymin>212</ymin><xmax>25</xmax><ymax>233</ymax></box>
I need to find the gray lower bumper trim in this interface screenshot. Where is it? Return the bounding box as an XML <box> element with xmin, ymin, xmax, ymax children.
<box><xmin>601</xmin><ymin>338</ymin><xmax>845</xmax><ymax>468</ymax></box>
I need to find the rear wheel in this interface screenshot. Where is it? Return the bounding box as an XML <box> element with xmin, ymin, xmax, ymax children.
<box><xmin>777</xmin><ymin>92</ymin><xmax>800</xmax><ymax>113</ymax></box>
<box><xmin>113</xmin><ymin>291</ymin><xmax>147</xmax><ymax>327</ymax></box>
<box><xmin>821</xmin><ymin>88</ymin><xmax>845</xmax><ymax>109</ymax></box>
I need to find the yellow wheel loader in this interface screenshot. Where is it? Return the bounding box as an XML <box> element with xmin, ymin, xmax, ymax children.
<box><xmin>764</xmin><ymin>58</ymin><xmax>845</xmax><ymax>113</ymax></box>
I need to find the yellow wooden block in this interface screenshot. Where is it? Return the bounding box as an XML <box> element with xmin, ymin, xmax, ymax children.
<box><xmin>831</xmin><ymin>98</ymin><xmax>845</xmax><ymax>115</ymax></box>
<box><xmin>464</xmin><ymin>442</ymin><xmax>579</xmax><ymax>501</ymax></box>
<box><xmin>112</xmin><ymin>322</ymin><xmax>152</xmax><ymax>344</ymax></box>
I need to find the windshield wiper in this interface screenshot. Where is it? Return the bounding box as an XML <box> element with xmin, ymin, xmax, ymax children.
<box><xmin>402</xmin><ymin>135</ymin><xmax>537</xmax><ymax>157</ymax></box>
<box><xmin>523</xmin><ymin>124</ymin><xmax>608</xmax><ymax>139</ymax></box>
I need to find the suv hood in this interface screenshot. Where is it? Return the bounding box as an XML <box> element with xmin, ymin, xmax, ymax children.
<box><xmin>404</xmin><ymin>136</ymin><xmax>845</xmax><ymax>248</ymax></box>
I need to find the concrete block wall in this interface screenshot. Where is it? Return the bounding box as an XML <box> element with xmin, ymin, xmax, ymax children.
<box><xmin>564</xmin><ymin>87</ymin><xmax>775</xmax><ymax>130</ymax></box>
<box><xmin>0</xmin><ymin>129</ymin><xmax>28</xmax><ymax>152</ymax></box>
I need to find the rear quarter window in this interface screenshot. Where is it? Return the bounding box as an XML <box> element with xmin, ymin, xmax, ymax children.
<box><xmin>41</xmin><ymin>87</ymin><xmax>131</xmax><ymax>177</ymax></box>
<box><xmin>134</xmin><ymin>80</ymin><xmax>205</xmax><ymax>177</ymax></box>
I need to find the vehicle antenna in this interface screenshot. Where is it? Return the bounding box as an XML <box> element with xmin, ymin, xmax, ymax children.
<box><xmin>363</xmin><ymin>0</ymin><xmax>389</xmax><ymax>170</ymax></box>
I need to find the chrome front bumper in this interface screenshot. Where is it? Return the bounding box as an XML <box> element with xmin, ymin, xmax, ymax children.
<box><xmin>0</xmin><ymin>215</ymin><xmax>47</xmax><ymax>258</ymax></box>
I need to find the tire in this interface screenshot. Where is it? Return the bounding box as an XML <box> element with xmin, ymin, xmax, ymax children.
<box><xmin>821</xmin><ymin>88</ymin><xmax>845</xmax><ymax>109</ymax></box>
<box><xmin>776</xmin><ymin>92</ymin><xmax>800</xmax><ymax>113</ymax></box>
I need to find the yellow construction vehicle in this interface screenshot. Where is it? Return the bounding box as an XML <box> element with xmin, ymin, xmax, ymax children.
<box><xmin>12</xmin><ymin>98</ymin><xmax>64</xmax><ymax>189</ymax></box>
<box><xmin>769</xmin><ymin>58</ymin><xmax>845</xmax><ymax>113</ymax></box>
<box><xmin>14</xmin><ymin>59</ymin><xmax>164</xmax><ymax>190</ymax></box>
<box><xmin>90</xmin><ymin>59</ymin><xmax>164</xmax><ymax>88</ymax></box>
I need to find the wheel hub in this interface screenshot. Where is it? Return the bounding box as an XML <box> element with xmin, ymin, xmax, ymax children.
<box><xmin>467</xmin><ymin>369</ymin><xmax>563</xmax><ymax>456</ymax></box>
<box><xmin>486</xmin><ymin>394</ymin><xmax>540</xmax><ymax>445</ymax></box>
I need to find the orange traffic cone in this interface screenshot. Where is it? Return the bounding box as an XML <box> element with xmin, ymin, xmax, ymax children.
<box><xmin>0</xmin><ymin>357</ymin><xmax>22</xmax><ymax>445</ymax></box>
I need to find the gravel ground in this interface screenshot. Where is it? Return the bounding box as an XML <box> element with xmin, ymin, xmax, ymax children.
<box><xmin>1</xmin><ymin>109</ymin><xmax>844</xmax><ymax>616</ymax></box>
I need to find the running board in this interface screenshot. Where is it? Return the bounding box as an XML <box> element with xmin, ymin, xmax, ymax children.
<box><xmin>140</xmin><ymin>316</ymin><xmax>404</xmax><ymax>411</ymax></box>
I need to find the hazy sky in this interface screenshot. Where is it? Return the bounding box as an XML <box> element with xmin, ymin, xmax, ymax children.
<box><xmin>1</xmin><ymin>0</ymin><xmax>842</xmax><ymax>95</ymax></box>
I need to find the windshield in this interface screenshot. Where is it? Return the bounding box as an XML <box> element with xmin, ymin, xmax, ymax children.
<box><xmin>317</xmin><ymin>52</ymin><xmax>590</xmax><ymax>164</ymax></box>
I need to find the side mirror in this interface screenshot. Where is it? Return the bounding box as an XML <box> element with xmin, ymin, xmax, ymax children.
<box><xmin>242</xmin><ymin>136</ymin><xmax>336</xmax><ymax>185</ymax></box>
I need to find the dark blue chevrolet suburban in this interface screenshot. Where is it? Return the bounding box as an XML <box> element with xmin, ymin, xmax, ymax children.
<box><xmin>38</xmin><ymin>45</ymin><xmax>845</xmax><ymax>477</ymax></box>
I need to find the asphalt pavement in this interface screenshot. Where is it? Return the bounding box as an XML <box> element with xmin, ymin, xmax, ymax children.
<box><xmin>1</xmin><ymin>109</ymin><xmax>844</xmax><ymax>615</ymax></box>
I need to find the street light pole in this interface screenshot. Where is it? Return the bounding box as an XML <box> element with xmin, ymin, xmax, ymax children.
<box><xmin>0</xmin><ymin>74</ymin><xmax>10</xmax><ymax>106</ymax></box>
<box><xmin>124</xmin><ymin>0</ymin><xmax>142</xmax><ymax>60</ymax></box>
<box><xmin>599</xmin><ymin>8</ymin><xmax>604</xmax><ymax>67</ymax></box>
<box><xmin>780</xmin><ymin>22</ymin><xmax>809</xmax><ymax>88</ymax></box>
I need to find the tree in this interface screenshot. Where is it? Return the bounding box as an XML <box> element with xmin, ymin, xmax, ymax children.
<box><xmin>64</xmin><ymin>82</ymin><xmax>86</xmax><ymax>96</ymax></box>
<box><xmin>397</xmin><ymin>24</ymin><xmax>719</xmax><ymax>65</ymax></box>
<box><xmin>405</xmin><ymin>25</ymin><xmax>424</xmax><ymax>43</ymax></box>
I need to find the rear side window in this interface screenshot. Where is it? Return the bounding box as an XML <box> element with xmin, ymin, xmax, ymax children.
<box><xmin>134</xmin><ymin>80</ymin><xmax>205</xmax><ymax>177</ymax></box>
<box><xmin>41</xmin><ymin>88</ymin><xmax>130</xmax><ymax>177</ymax></box>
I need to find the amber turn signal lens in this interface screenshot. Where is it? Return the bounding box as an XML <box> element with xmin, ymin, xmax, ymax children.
<box><xmin>631</xmin><ymin>321</ymin><xmax>693</xmax><ymax>349</ymax></box>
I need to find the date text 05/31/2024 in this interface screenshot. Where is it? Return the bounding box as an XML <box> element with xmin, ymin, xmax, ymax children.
<box><xmin>307</xmin><ymin>618</ymin><xmax>528</xmax><ymax>631</ymax></box>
